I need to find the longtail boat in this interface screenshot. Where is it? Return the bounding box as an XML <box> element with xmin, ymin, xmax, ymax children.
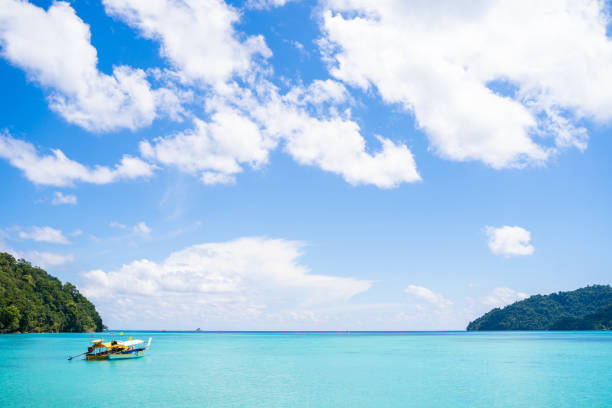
<box><xmin>69</xmin><ymin>336</ymin><xmax>152</xmax><ymax>360</ymax></box>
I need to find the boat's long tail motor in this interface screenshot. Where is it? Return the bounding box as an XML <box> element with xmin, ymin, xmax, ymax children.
<box><xmin>147</xmin><ymin>337</ymin><xmax>152</xmax><ymax>348</ymax></box>
<box><xmin>68</xmin><ymin>352</ymin><xmax>87</xmax><ymax>360</ymax></box>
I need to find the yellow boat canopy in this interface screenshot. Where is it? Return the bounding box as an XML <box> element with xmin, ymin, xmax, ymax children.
<box><xmin>91</xmin><ymin>341</ymin><xmax>126</xmax><ymax>349</ymax></box>
<box><xmin>101</xmin><ymin>342</ymin><xmax>124</xmax><ymax>348</ymax></box>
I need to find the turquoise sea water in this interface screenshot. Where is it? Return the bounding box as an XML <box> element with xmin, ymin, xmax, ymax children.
<box><xmin>1</xmin><ymin>331</ymin><xmax>611</xmax><ymax>407</ymax></box>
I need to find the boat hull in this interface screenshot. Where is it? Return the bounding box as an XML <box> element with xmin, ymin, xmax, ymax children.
<box><xmin>108</xmin><ymin>350</ymin><xmax>146</xmax><ymax>360</ymax></box>
<box><xmin>86</xmin><ymin>354</ymin><xmax>109</xmax><ymax>361</ymax></box>
<box><xmin>86</xmin><ymin>349</ymin><xmax>147</xmax><ymax>360</ymax></box>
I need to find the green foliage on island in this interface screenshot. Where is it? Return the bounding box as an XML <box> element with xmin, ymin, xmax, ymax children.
<box><xmin>467</xmin><ymin>285</ymin><xmax>612</xmax><ymax>331</ymax></box>
<box><xmin>0</xmin><ymin>252</ymin><xmax>104</xmax><ymax>333</ymax></box>
<box><xmin>550</xmin><ymin>304</ymin><xmax>612</xmax><ymax>330</ymax></box>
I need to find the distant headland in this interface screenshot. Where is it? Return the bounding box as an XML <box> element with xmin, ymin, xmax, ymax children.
<box><xmin>467</xmin><ymin>285</ymin><xmax>612</xmax><ymax>331</ymax></box>
<box><xmin>0</xmin><ymin>252</ymin><xmax>104</xmax><ymax>333</ymax></box>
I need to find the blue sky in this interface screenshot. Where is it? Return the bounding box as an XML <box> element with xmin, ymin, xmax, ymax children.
<box><xmin>1</xmin><ymin>0</ymin><xmax>611</xmax><ymax>330</ymax></box>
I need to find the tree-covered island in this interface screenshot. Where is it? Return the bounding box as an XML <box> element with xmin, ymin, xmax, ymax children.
<box><xmin>0</xmin><ymin>252</ymin><xmax>104</xmax><ymax>333</ymax></box>
<box><xmin>467</xmin><ymin>285</ymin><xmax>612</xmax><ymax>331</ymax></box>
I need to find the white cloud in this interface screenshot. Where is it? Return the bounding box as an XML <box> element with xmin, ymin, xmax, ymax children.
<box><xmin>0</xmin><ymin>0</ymin><xmax>422</xmax><ymax>190</ymax></box>
<box><xmin>103</xmin><ymin>0</ymin><xmax>271</xmax><ymax>86</ymax></box>
<box><xmin>5</xmin><ymin>0</ymin><xmax>605</xmax><ymax>193</ymax></box>
<box><xmin>0</xmin><ymin>132</ymin><xmax>155</xmax><ymax>186</ymax></box>
<box><xmin>133</xmin><ymin>221</ymin><xmax>152</xmax><ymax>236</ymax></box>
<box><xmin>140</xmin><ymin>108</ymin><xmax>274</xmax><ymax>184</ymax></box>
<box><xmin>404</xmin><ymin>285</ymin><xmax>452</xmax><ymax>308</ymax></box>
<box><xmin>0</xmin><ymin>0</ymin><xmax>175</xmax><ymax>131</ymax></box>
<box><xmin>281</xmin><ymin>116</ymin><xmax>420</xmax><ymax>188</ymax></box>
<box><xmin>261</xmin><ymin>91</ymin><xmax>420</xmax><ymax>188</ymax></box>
<box><xmin>202</xmin><ymin>81</ymin><xmax>421</xmax><ymax>188</ymax></box>
<box><xmin>81</xmin><ymin>237</ymin><xmax>371</xmax><ymax>328</ymax></box>
<box><xmin>285</xmin><ymin>121</ymin><xmax>419</xmax><ymax>188</ymax></box>
<box><xmin>109</xmin><ymin>221</ymin><xmax>127</xmax><ymax>229</ymax></box>
<box><xmin>485</xmin><ymin>225</ymin><xmax>534</xmax><ymax>257</ymax></box>
<box><xmin>102</xmin><ymin>0</ymin><xmax>420</xmax><ymax>188</ymax></box>
<box><xmin>70</xmin><ymin>229</ymin><xmax>83</xmax><ymax>237</ymax></box>
<box><xmin>143</xmin><ymin>89</ymin><xmax>420</xmax><ymax>188</ymax></box>
<box><xmin>482</xmin><ymin>287</ymin><xmax>528</xmax><ymax>308</ymax></box>
<box><xmin>26</xmin><ymin>251</ymin><xmax>75</xmax><ymax>268</ymax></box>
<box><xmin>18</xmin><ymin>226</ymin><xmax>70</xmax><ymax>244</ymax></box>
<box><xmin>51</xmin><ymin>191</ymin><xmax>77</xmax><ymax>205</ymax></box>
<box><xmin>320</xmin><ymin>0</ymin><xmax>612</xmax><ymax>168</ymax></box>
<box><xmin>246</xmin><ymin>0</ymin><xmax>296</xmax><ymax>9</ymax></box>
<box><xmin>201</xmin><ymin>171</ymin><xmax>236</xmax><ymax>185</ymax></box>
<box><xmin>1</xmin><ymin>239</ymin><xmax>73</xmax><ymax>269</ymax></box>
<box><xmin>284</xmin><ymin>79</ymin><xmax>350</xmax><ymax>106</ymax></box>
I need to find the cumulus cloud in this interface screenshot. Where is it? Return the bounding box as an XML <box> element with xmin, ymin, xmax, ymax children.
<box><xmin>18</xmin><ymin>226</ymin><xmax>70</xmax><ymax>244</ymax></box>
<box><xmin>2</xmin><ymin>0</ymin><xmax>418</xmax><ymax>189</ymax></box>
<box><xmin>283</xmin><ymin>119</ymin><xmax>419</xmax><ymax>188</ymax></box>
<box><xmin>204</xmin><ymin>82</ymin><xmax>421</xmax><ymax>187</ymax></box>
<box><xmin>81</xmin><ymin>237</ymin><xmax>371</xmax><ymax>328</ymax></box>
<box><xmin>102</xmin><ymin>0</ymin><xmax>420</xmax><ymax>188</ymax></box>
<box><xmin>0</xmin><ymin>0</ymin><xmax>178</xmax><ymax>131</ymax></box>
<box><xmin>103</xmin><ymin>0</ymin><xmax>271</xmax><ymax>86</ymax></box>
<box><xmin>482</xmin><ymin>287</ymin><xmax>528</xmax><ymax>308</ymax></box>
<box><xmin>4</xmin><ymin>0</ymin><xmax>607</xmax><ymax>191</ymax></box>
<box><xmin>320</xmin><ymin>0</ymin><xmax>612</xmax><ymax>168</ymax></box>
<box><xmin>0</xmin><ymin>132</ymin><xmax>155</xmax><ymax>186</ymax></box>
<box><xmin>404</xmin><ymin>285</ymin><xmax>452</xmax><ymax>308</ymax></box>
<box><xmin>485</xmin><ymin>225</ymin><xmax>534</xmax><ymax>257</ymax></box>
<box><xmin>137</xmin><ymin>74</ymin><xmax>420</xmax><ymax>187</ymax></box>
<box><xmin>140</xmin><ymin>108</ymin><xmax>274</xmax><ymax>185</ymax></box>
<box><xmin>51</xmin><ymin>192</ymin><xmax>77</xmax><ymax>205</ymax></box>
<box><xmin>147</xmin><ymin>90</ymin><xmax>419</xmax><ymax>188</ymax></box>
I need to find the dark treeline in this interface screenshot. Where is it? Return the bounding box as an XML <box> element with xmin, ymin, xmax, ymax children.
<box><xmin>467</xmin><ymin>285</ymin><xmax>612</xmax><ymax>331</ymax></box>
<box><xmin>0</xmin><ymin>252</ymin><xmax>104</xmax><ymax>333</ymax></box>
<box><xmin>550</xmin><ymin>304</ymin><xmax>612</xmax><ymax>330</ymax></box>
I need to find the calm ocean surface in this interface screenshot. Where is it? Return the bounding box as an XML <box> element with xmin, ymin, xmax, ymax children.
<box><xmin>1</xmin><ymin>331</ymin><xmax>611</xmax><ymax>407</ymax></box>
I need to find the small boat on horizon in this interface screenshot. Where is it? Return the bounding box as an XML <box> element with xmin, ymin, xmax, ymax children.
<box><xmin>69</xmin><ymin>336</ymin><xmax>152</xmax><ymax>361</ymax></box>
